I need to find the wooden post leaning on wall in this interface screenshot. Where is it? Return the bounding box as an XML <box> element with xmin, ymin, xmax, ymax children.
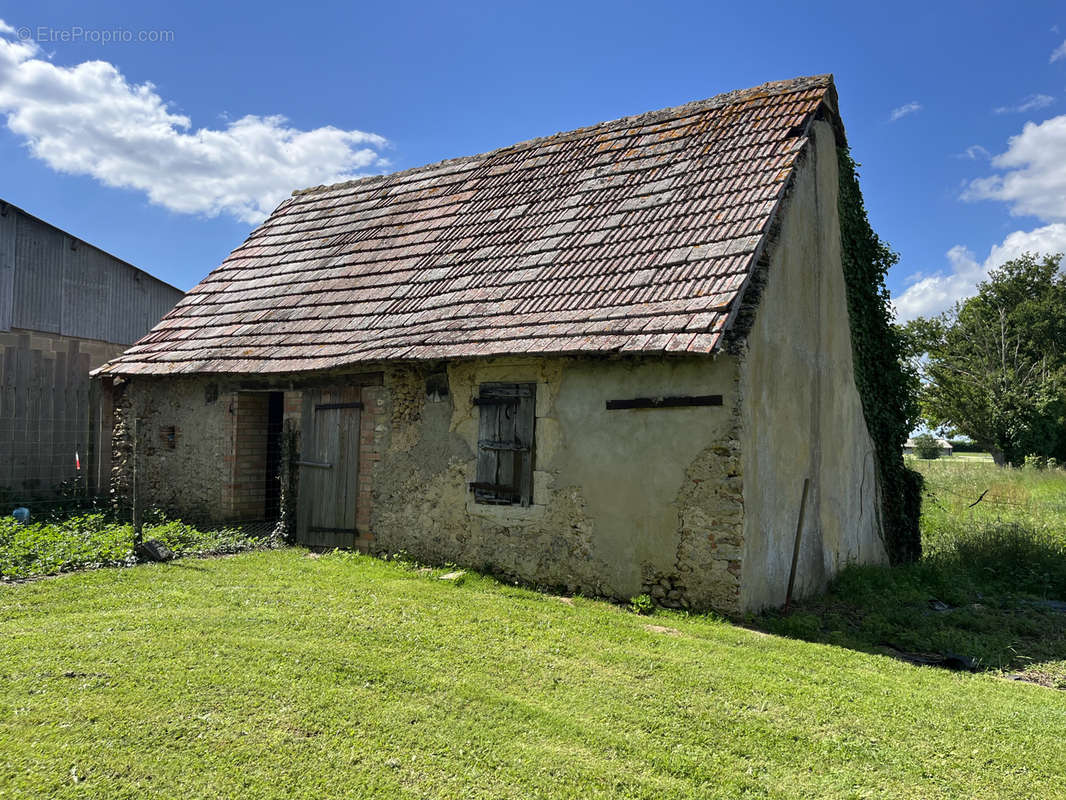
<box><xmin>89</xmin><ymin>376</ymin><xmax>114</xmax><ymax>500</ymax></box>
<box><xmin>784</xmin><ymin>477</ymin><xmax>811</xmax><ymax>614</ymax></box>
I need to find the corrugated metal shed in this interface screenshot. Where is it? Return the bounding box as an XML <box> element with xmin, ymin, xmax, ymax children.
<box><xmin>0</xmin><ymin>200</ymin><xmax>183</xmax><ymax>344</ymax></box>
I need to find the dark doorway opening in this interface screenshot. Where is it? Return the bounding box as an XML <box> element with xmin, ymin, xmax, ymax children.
<box><xmin>264</xmin><ymin>391</ymin><xmax>284</xmax><ymax>520</ymax></box>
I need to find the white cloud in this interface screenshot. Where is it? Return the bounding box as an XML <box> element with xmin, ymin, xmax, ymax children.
<box><xmin>963</xmin><ymin>114</ymin><xmax>1066</xmax><ymax>221</ymax></box>
<box><xmin>906</xmin><ymin>108</ymin><xmax>1066</xmax><ymax>320</ymax></box>
<box><xmin>0</xmin><ymin>22</ymin><xmax>388</xmax><ymax>223</ymax></box>
<box><xmin>955</xmin><ymin>144</ymin><xmax>991</xmax><ymax>160</ymax></box>
<box><xmin>893</xmin><ymin>224</ymin><xmax>1066</xmax><ymax>320</ymax></box>
<box><xmin>1051</xmin><ymin>39</ymin><xmax>1066</xmax><ymax>62</ymax></box>
<box><xmin>894</xmin><ymin>245</ymin><xmax>987</xmax><ymax>321</ymax></box>
<box><xmin>889</xmin><ymin>102</ymin><xmax>922</xmax><ymax>122</ymax></box>
<box><xmin>993</xmin><ymin>93</ymin><xmax>1055</xmax><ymax>114</ymax></box>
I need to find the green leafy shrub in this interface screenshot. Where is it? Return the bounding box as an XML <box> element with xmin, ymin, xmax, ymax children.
<box><xmin>628</xmin><ymin>594</ymin><xmax>655</xmax><ymax>615</ymax></box>
<box><xmin>913</xmin><ymin>433</ymin><xmax>942</xmax><ymax>460</ymax></box>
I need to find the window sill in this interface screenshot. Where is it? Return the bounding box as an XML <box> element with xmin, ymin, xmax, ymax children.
<box><xmin>466</xmin><ymin>495</ymin><xmax>547</xmax><ymax>524</ymax></box>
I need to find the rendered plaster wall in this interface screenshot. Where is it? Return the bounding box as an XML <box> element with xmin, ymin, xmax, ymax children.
<box><xmin>738</xmin><ymin>120</ymin><xmax>886</xmax><ymax>612</ymax></box>
<box><xmin>370</xmin><ymin>354</ymin><xmax>746</xmax><ymax>611</ymax></box>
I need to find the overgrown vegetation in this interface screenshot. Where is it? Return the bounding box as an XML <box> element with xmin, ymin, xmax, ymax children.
<box><xmin>837</xmin><ymin>147</ymin><xmax>923</xmax><ymax>563</ymax></box>
<box><xmin>2</xmin><ymin>549</ymin><xmax>1065</xmax><ymax>799</ymax></box>
<box><xmin>758</xmin><ymin>457</ymin><xmax>1066</xmax><ymax>687</ymax></box>
<box><xmin>628</xmin><ymin>593</ymin><xmax>655</xmax><ymax>615</ymax></box>
<box><xmin>0</xmin><ymin>508</ymin><xmax>271</xmax><ymax>580</ymax></box>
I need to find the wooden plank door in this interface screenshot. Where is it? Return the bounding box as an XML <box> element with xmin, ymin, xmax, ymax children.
<box><xmin>296</xmin><ymin>387</ymin><xmax>361</xmax><ymax>548</ymax></box>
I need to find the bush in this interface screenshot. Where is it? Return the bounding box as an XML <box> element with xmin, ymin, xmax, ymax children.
<box><xmin>912</xmin><ymin>433</ymin><xmax>942</xmax><ymax>460</ymax></box>
<box><xmin>628</xmin><ymin>594</ymin><xmax>655</xmax><ymax>615</ymax></box>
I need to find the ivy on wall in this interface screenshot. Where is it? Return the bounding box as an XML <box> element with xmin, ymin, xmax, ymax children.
<box><xmin>837</xmin><ymin>147</ymin><xmax>923</xmax><ymax>564</ymax></box>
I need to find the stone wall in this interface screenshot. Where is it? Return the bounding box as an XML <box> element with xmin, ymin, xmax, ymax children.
<box><xmin>108</xmin><ymin>374</ymin><xmax>388</xmax><ymax>545</ymax></box>
<box><xmin>109</xmin><ymin>355</ymin><xmax>749</xmax><ymax>612</ymax></box>
<box><xmin>110</xmin><ymin>376</ymin><xmax>232</xmax><ymax>520</ymax></box>
<box><xmin>369</xmin><ymin>354</ymin><xmax>746</xmax><ymax>611</ymax></box>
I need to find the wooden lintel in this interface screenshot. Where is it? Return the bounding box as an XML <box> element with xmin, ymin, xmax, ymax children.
<box><xmin>228</xmin><ymin>371</ymin><xmax>385</xmax><ymax>392</ymax></box>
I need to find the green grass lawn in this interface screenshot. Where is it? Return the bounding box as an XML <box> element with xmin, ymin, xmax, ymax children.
<box><xmin>2</xmin><ymin>549</ymin><xmax>1065</xmax><ymax>800</ymax></box>
<box><xmin>3</xmin><ymin>461</ymin><xmax>1066</xmax><ymax>798</ymax></box>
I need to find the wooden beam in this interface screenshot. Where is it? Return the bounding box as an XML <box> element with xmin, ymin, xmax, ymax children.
<box><xmin>605</xmin><ymin>394</ymin><xmax>723</xmax><ymax>410</ymax></box>
<box><xmin>314</xmin><ymin>401</ymin><xmax>363</xmax><ymax>411</ymax></box>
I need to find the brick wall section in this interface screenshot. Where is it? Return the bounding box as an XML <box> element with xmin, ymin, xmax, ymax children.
<box><xmin>283</xmin><ymin>390</ymin><xmax>302</xmax><ymax>423</ymax></box>
<box><xmin>222</xmin><ymin>392</ymin><xmax>269</xmax><ymax>520</ymax></box>
<box><xmin>354</xmin><ymin>385</ymin><xmax>387</xmax><ymax>552</ymax></box>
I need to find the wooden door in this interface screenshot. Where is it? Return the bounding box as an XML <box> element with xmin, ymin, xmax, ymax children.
<box><xmin>296</xmin><ymin>387</ymin><xmax>361</xmax><ymax>548</ymax></box>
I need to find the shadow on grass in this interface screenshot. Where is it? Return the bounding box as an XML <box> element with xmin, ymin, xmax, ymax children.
<box><xmin>166</xmin><ymin>561</ymin><xmax>210</xmax><ymax>572</ymax></box>
<box><xmin>750</xmin><ymin>523</ymin><xmax>1066</xmax><ymax>688</ymax></box>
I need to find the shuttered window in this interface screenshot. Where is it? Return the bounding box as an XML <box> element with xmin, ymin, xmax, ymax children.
<box><xmin>471</xmin><ymin>382</ymin><xmax>535</xmax><ymax>506</ymax></box>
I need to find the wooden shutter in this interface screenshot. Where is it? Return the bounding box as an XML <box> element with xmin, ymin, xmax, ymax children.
<box><xmin>473</xmin><ymin>383</ymin><xmax>535</xmax><ymax>505</ymax></box>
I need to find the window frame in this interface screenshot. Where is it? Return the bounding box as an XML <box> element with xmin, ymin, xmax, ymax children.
<box><xmin>471</xmin><ymin>382</ymin><xmax>536</xmax><ymax>506</ymax></box>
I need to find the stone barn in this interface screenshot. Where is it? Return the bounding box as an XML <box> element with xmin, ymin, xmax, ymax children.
<box><xmin>95</xmin><ymin>75</ymin><xmax>892</xmax><ymax>613</ymax></box>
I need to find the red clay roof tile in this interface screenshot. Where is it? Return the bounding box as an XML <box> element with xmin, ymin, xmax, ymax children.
<box><xmin>98</xmin><ymin>75</ymin><xmax>836</xmax><ymax>375</ymax></box>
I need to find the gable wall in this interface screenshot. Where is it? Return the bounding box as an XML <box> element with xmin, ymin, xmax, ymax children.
<box><xmin>738</xmin><ymin>120</ymin><xmax>886</xmax><ymax>612</ymax></box>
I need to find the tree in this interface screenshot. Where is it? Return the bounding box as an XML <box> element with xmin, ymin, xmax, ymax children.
<box><xmin>911</xmin><ymin>433</ymin><xmax>942</xmax><ymax>460</ymax></box>
<box><xmin>901</xmin><ymin>253</ymin><xmax>1066</xmax><ymax>466</ymax></box>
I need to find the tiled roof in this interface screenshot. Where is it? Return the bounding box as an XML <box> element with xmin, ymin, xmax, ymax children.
<box><xmin>99</xmin><ymin>74</ymin><xmax>839</xmax><ymax>375</ymax></box>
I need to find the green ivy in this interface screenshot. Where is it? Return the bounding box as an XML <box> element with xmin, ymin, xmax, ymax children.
<box><xmin>837</xmin><ymin>147</ymin><xmax>923</xmax><ymax>564</ymax></box>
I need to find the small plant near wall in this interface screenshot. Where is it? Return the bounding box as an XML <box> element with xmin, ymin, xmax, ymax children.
<box><xmin>273</xmin><ymin>420</ymin><xmax>300</xmax><ymax>543</ymax></box>
<box><xmin>912</xmin><ymin>433</ymin><xmax>942</xmax><ymax>460</ymax></box>
<box><xmin>628</xmin><ymin>594</ymin><xmax>655</xmax><ymax>615</ymax></box>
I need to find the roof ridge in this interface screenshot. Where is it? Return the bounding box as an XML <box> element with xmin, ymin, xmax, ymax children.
<box><xmin>290</xmin><ymin>74</ymin><xmax>834</xmax><ymax>200</ymax></box>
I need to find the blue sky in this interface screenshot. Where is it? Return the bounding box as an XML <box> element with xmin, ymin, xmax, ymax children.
<box><xmin>1</xmin><ymin>0</ymin><xmax>1065</xmax><ymax>319</ymax></box>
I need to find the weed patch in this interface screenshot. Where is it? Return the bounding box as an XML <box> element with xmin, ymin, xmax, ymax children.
<box><xmin>0</xmin><ymin>509</ymin><xmax>271</xmax><ymax>580</ymax></box>
<box><xmin>756</xmin><ymin>460</ymin><xmax>1066</xmax><ymax>686</ymax></box>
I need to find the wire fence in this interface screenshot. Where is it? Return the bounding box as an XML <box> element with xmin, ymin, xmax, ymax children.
<box><xmin>0</xmin><ymin>418</ymin><xmax>97</xmax><ymax>517</ymax></box>
<box><xmin>2</xmin><ymin>409</ymin><xmax>288</xmax><ymax>547</ymax></box>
